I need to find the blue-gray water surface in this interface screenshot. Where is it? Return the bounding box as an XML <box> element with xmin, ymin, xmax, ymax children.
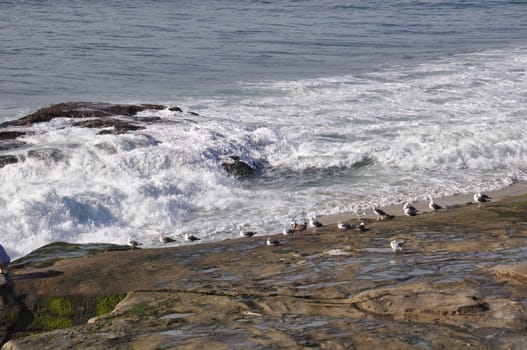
<box><xmin>1</xmin><ymin>0</ymin><xmax>526</xmax><ymax>117</ymax></box>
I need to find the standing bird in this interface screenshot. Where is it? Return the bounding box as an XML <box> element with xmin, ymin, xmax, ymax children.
<box><xmin>159</xmin><ymin>234</ymin><xmax>176</xmax><ymax>243</ymax></box>
<box><xmin>290</xmin><ymin>219</ymin><xmax>307</xmax><ymax>232</ymax></box>
<box><xmin>308</xmin><ymin>217</ymin><xmax>324</xmax><ymax>228</ymax></box>
<box><xmin>390</xmin><ymin>239</ymin><xmax>405</xmax><ymax>252</ymax></box>
<box><xmin>428</xmin><ymin>198</ymin><xmax>443</xmax><ymax>212</ymax></box>
<box><xmin>240</xmin><ymin>230</ymin><xmax>257</xmax><ymax>238</ymax></box>
<box><xmin>372</xmin><ymin>206</ymin><xmax>394</xmax><ymax>220</ymax></box>
<box><xmin>474</xmin><ymin>192</ymin><xmax>491</xmax><ymax>206</ymax></box>
<box><xmin>372</xmin><ymin>206</ymin><xmax>387</xmax><ymax>217</ymax></box>
<box><xmin>184</xmin><ymin>233</ymin><xmax>201</xmax><ymax>242</ymax></box>
<box><xmin>266</xmin><ymin>237</ymin><xmax>280</xmax><ymax>246</ymax></box>
<box><xmin>282</xmin><ymin>227</ymin><xmax>295</xmax><ymax>236</ymax></box>
<box><xmin>403</xmin><ymin>202</ymin><xmax>418</xmax><ymax>216</ymax></box>
<box><xmin>127</xmin><ymin>237</ymin><xmax>142</xmax><ymax>250</ymax></box>
<box><xmin>337</xmin><ymin>221</ymin><xmax>353</xmax><ymax>230</ymax></box>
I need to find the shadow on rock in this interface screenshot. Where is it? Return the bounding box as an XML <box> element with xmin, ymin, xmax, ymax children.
<box><xmin>9</xmin><ymin>271</ymin><xmax>64</xmax><ymax>281</ymax></box>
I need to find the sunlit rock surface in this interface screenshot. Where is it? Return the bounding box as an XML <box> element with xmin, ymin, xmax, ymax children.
<box><xmin>2</xmin><ymin>195</ymin><xmax>527</xmax><ymax>349</ymax></box>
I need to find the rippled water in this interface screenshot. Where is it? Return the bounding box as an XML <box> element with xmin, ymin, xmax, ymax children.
<box><xmin>2</xmin><ymin>0</ymin><xmax>526</xmax><ymax>117</ymax></box>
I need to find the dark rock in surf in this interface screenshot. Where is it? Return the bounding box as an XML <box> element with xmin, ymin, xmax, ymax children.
<box><xmin>0</xmin><ymin>140</ymin><xmax>26</xmax><ymax>152</ymax></box>
<box><xmin>27</xmin><ymin>148</ymin><xmax>66</xmax><ymax>162</ymax></box>
<box><xmin>221</xmin><ymin>156</ymin><xmax>257</xmax><ymax>178</ymax></box>
<box><xmin>0</xmin><ymin>132</ymin><xmax>27</xmax><ymax>151</ymax></box>
<box><xmin>72</xmin><ymin>118</ymin><xmax>145</xmax><ymax>135</ymax></box>
<box><xmin>93</xmin><ymin>142</ymin><xmax>118</xmax><ymax>154</ymax></box>
<box><xmin>0</xmin><ymin>155</ymin><xmax>19</xmax><ymax>168</ymax></box>
<box><xmin>0</xmin><ymin>131</ymin><xmax>26</xmax><ymax>140</ymax></box>
<box><xmin>0</xmin><ymin>102</ymin><xmax>165</xmax><ymax>127</ymax></box>
<box><xmin>133</xmin><ymin>116</ymin><xmax>162</xmax><ymax>123</ymax></box>
<box><xmin>168</xmin><ymin>106</ymin><xmax>183</xmax><ymax>112</ymax></box>
<box><xmin>137</xmin><ymin>104</ymin><xmax>165</xmax><ymax>111</ymax></box>
<box><xmin>96</xmin><ymin>128</ymin><xmax>142</xmax><ymax>136</ymax></box>
<box><xmin>73</xmin><ymin>119</ymin><xmax>116</xmax><ymax>129</ymax></box>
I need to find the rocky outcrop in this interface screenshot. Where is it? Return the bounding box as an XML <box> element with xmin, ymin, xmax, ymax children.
<box><xmin>26</xmin><ymin>148</ymin><xmax>66</xmax><ymax>163</ymax></box>
<box><xmin>0</xmin><ymin>102</ymin><xmax>165</xmax><ymax>127</ymax></box>
<box><xmin>0</xmin><ymin>132</ymin><xmax>27</xmax><ymax>152</ymax></box>
<box><xmin>72</xmin><ymin>118</ymin><xmax>145</xmax><ymax>135</ymax></box>
<box><xmin>2</xmin><ymin>195</ymin><xmax>527</xmax><ymax>348</ymax></box>
<box><xmin>0</xmin><ymin>156</ymin><xmax>18</xmax><ymax>169</ymax></box>
<box><xmin>221</xmin><ymin>156</ymin><xmax>258</xmax><ymax>177</ymax></box>
<box><xmin>350</xmin><ymin>283</ymin><xmax>527</xmax><ymax>329</ymax></box>
<box><xmin>0</xmin><ymin>103</ymin><xmax>269</xmax><ymax>180</ymax></box>
<box><xmin>168</xmin><ymin>106</ymin><xmax>183</xmax><ymax>112</ymax></box>
<box><xmin>0</xmin><ymin>132</ymin><xmax>26</xmax><ymax>140</ymax></box>
<box><xmin>0</xmin><ymin>141</ymin><xmax>25</xmax><ymax>152</ymax></box>
<box><xmin>486</xmin><ymin>262</ymin><xmax>527</xmax><ymax>284</ymax></box>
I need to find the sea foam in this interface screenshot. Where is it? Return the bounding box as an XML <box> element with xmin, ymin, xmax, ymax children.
<box><xmin>2</xmin><ymin>47</ymin><xmax>527</xmax><ymax>259</ymax></box>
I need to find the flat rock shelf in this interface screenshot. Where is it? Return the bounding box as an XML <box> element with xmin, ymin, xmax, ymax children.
<box><xmin>1</xmin><ymin>194</ymin><xmax>527</xmax><ymax>349</ymax></box>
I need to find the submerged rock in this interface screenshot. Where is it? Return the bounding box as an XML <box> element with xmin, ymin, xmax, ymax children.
<box><xmin>0</xmin><ymin>155</ymin><xmax>19</xmax><ymax>169</ymax></box>
<box><xmin>72</xmin><ymin>118</ymin><xmax>145</xmax><ymax>135</ymax></box>
<box><xmin>26</xmin><ymin>148</ymin><xmax>66</xmax><ymax>163</ymax></box>
<box><xmin>0</xmin><ymin>131</ymin><xmax>26</xmax><ymax>140</ymax></box>
<box><xmin>0</xmin><ymin>140</ymin><xmax>25</xmax><ymax>152</ymax></box>
<box><xmin>0</xmin><ymin>132</ymin><xmax>27</xmax><ymax>152</ymax></box>
<box><xmin>168</xmin><ymin>106</ymin><xmax>183</xmax><ymax>112</ymax></box>
<box><xmin>132</xmin><ymin>116</ymin><xmax>162</xmax><ymax>123</ymax></box>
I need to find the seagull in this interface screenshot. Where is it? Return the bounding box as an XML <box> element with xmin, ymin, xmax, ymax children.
<box><xmin>266</xmin><ymin>237</ymin><xmax>280</xmax><ymax>246</ymax></box>
<box><xmin>428</xmin><ymin>198</ymin><xmax>443</xmax><ymax>212</ymax></box>
<box><xmin>308</xmin><ymin>217</ymin><xmax>324</xmax><ymax>228</ymax></box>
<box><xmin>338</xmin><ymin>221</ymin><xmax>353</xmax><ymax>230</ymax></box>
<box><xmin>291</xmin><ymin>219</ymin><xmax>307</xmax><ymax>232</ymax></box>
<box><xmin>474</xmin><ymin>192</ymin><xmax>491</xmax><ymax>205</ymax></box>
<box><xmin>127</xmin><ymin>237</ymin><xmax>142</xmax><ymax>250</ymax></box>
<box><xmin>390</xmin><ymin>239</ymin><xmax>404</xmax><ymax>252</ymax></box>
<box><xmin>372</xmin><ymin>206</ymin><xmax>387</xmax><ymax>217</ymax></box>
<box><xmin>282</xmin><ymin>227</ymin><xmax>295</xmax><ymax>236</ymax></box>
<box><xmin>403</xmin><ymin>202</ymin><xmax>418</xmax><ymax>216</ymax></box>
<box><xmin>159</xmin><ymin>234</ymin><xmax>176</xmax><ymax>243</ymax></box>
<box><xmin>372</xmin><ymin>206</ymin><xmax>394</xmax><ymax>220</ymax></box>
<box><xmin>358</xmin><ymin>222</ymin><xmax>367</xmax><ymax>232</ymax></box>
<box><xmin>184</xmin><ymin>233</ymin><xmax>201</xmax><ymax>242</ymax></box>
<box><xmin>240</xmin><ymin>230</ymin><xmax>257</xmax><ymax>238</ymax></box>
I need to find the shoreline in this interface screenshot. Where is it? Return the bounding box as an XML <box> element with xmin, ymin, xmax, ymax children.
<box><xmin>2</xmin><ymin>100</ymin><xmax>527</xmax><ymax>262</ymax></box>
<box><xmin>2</xmin><ymin>190</ymin><xmax>527</xmax><ymax>348</ymax></box>
<box><xmin>319</xmin><ymin>181</ymin><xmax>527</xmax><ymax>225</ymax></box>
<box><xmin>8</xmin><ymin>181</ymin><xmax>527</xmax><ymax>262</ymax></box>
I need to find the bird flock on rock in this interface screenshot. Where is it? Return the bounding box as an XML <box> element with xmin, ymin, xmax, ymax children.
<box><xmin>127</xmin><ymin>192</ymin><xmax>492</xmax><ymax>253</ymax></box>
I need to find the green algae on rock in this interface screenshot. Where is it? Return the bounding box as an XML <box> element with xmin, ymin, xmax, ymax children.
<box><xmin>95</xmin><ymin>295</ymin><xmax>126</xmax><ymax>317</ymax></box>
<box><xmin>23</xmin><ymin>297</ymin><xmax>75</xmax><ymax>332</ymax></box>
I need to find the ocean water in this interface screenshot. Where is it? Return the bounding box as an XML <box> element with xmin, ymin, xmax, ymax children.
<box><xmin>1</xmin><ymin>1</ymin><xmax>527</xmax><ymax>259</ymax></box>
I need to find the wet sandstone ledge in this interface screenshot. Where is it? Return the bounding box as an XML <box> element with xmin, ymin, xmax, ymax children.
<box><xmin>1</xmin><ymin>193</ymin><xmax>527</xmax><ymax>349</ymax></box>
